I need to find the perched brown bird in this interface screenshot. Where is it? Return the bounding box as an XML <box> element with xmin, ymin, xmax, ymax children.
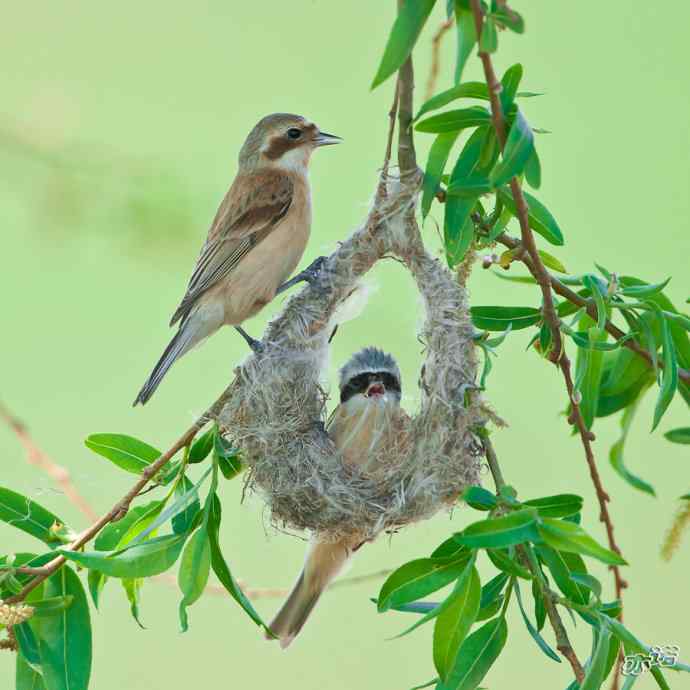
<box><xmin>134</xmin><ymin>113</ymin><xmax>341</xmax><ymax>405</ymax></box>
<box><xmin>268</xmin><ymin>348</ymin><xmax>403</xmax><ymax>648</ymax></box>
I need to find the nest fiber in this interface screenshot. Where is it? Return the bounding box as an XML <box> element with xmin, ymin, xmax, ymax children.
<box><xmin>217</xmin><ymin>174</ymin><xmax>488</xmax><ymax>542</ymax></box>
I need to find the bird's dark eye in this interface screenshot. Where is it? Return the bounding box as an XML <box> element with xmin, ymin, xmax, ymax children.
<box><xmin>287</xmin><ymin>128</ymin><xmax>302</xmax><ymax>140</ymax></box>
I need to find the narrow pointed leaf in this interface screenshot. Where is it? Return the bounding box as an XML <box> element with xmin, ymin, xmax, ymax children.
<box><xmin>84</xmin><ymin>433</ymin><xmax>160</xmax><ymax>475</ymax></box>
<box><xmin>454</xmin><ymin>6</ymin><xmax>477</xmax><ymax>83</ymax></box>
<box><xmin>188</xmin><ymin>426</ymin><xmax>216</xmax><ymax>464</ymax></box>
<box><xmin>378</xmin><ymin>554</ymin><xmax>472</xmax><ymax>612</ymax></box>
<box><xmin>178</xmin><ymin>525</ymin><xmax>211</xmax><ymax>632</ymax></box>
<box><xmin>433</xmin><ymin>566</ymin><xmax>481</xmax><ymax>679</ymax></box>
<box><xmin>523</xmin><ymin>494</ymin><xmax>583</xmax><ymax>518</ymax></box>
<box><xmin>652</xmin><ymin>314</ymin><xmax>678</xmax><ymax>431</ymax></box>
<box><xmin>610</xmin><ymin>391</ymin><xmax>655</xmax><ymax>495</ymax></box>
<box><xmin>479</xmin><ymin>15</ymin><xmax>497</xmax><ymax>53</ymax></box>
<box><xmin>538</xmin><ymin>519</ymin><xmax>627</xmax><ymax>566</ymax></box>
<box><xmin>665</xmin><ymin>427</ymin><xmax>690</xmax><ymax>444</ymax></box>
<box><xmin>535</xmin><ymin>545</ymin><xmax>589</xmax><ymax>605</ymax></box>
<box><xmin>498</xmin><ymin>186</ymin><xmax>564</xmax><ymax>245</ymax></box>
<box><xmin>455</xmin><ymin>508</ymin><xmax>540</xmax><ymax>548</ymax></box>
<box><xmin>415</xmin><ymin>82</ymin><xmax>489</xmax><ymax>121</ymax></box>
<box><xmin>60</xmin><ymin>533</ymin><xmax>187</xmax><ymax>578</ymax></box>
<box><xmin>471</xmin><ymin>306</ymin><xmax>541</xmax><ymax>331</ymax></box>
<box><xmin>0</xmin><ymin>487</ymin><xmax>66</xmax><ymax>545</ymax></box>
<box><xmin>422</xmin><ymin>132</ymin><xmax>461</xmax><ymax>217</ymax></box>
<box><xmin>36</xmin><ymin>567</ymin><xmax>91</xmax><ymax>690</ymax></box>
<box><xmin>581</xmin><ymin>628</ymin><xmax>612</xmax><ymax>690</ymax></box>
<box><xmin>371</xmin><ymin>0</ymin><xmax>437</xmax><ymax>89</ymax></box>
<box><xmin>438</xmin><ymin>617</ymin><xmax>508</xmax><ymax>690</ymax></box>
<box><xmin>416</xmin><ymin>106</ymin><xmax>491</xmax><ymax>133</ymax></box>
<box><xmin>537</xmin><ymin>250</ymin><xmax>567</xmax><ymax>274</ymax></box>
<box><xmin>514</xmin><ymin>581</ymin><xmax>560</xmax><ymax>662</ymax></box>
<box><xmin>207</xmin><ymin>494</ymin><xmax>265</xmax><ymax>627</ymax></box>
<box><xmin>16</xmin><ymin>654</ymin><xmax>45</xmax><ymax>690</ymax></box>
<box><xmin>491</xmin><ymin>111</ymin><xmax>534</xmax><ymax>187</ymax></box>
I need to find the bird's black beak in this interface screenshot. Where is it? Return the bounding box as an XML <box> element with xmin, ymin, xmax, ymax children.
<box><xmin>315</xmin><ymin>131</ymin><xmax>342</xmax><ymax>147</ymax></box>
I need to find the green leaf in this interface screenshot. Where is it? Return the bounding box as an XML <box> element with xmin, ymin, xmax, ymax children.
<box><xmin>538</xmin><ymin>518</ymin><xmax>627</xmax><ymax>565</ymax></box>
<box><xmin>433</xmin><ymin>566</ymin><xmax>481</xmax><ymax>680</ymax></box>
<box><xmin>479</xmin><ymin>15</ymin><xmax>497</xmax><ymax>53</ymax></box>
<box><xmin>122</xmin><ymin>578</ymin><xmax>144</xmax><ymax>628</ymax></box>
<box><xmin>188</xmin><ymin>426</ymin><xmax>216</xmax><ymax>464</ymax></box>
<box><xmin>575</xmin><ymin>324</ymin><xmax>607</xmax><ymax>430</ymax></box>
<box><xmin>16</xmin><ymin>654</ymin><xmax>45</xmax><ymax>690</ymax></box>
<box><xmin>535</xmin><ymin>544</ymin><xmax>589</xmax><ymax>605</ymax></box>
<box><xmin>422</xmin><ymin>132</ymin><xmax>461</xmax><ymax>218</ymax></box>
<box><xmin>14</xmin><ymin>621</ymin><xmax>41</xmax><ymax>667</ymax></box>
<box><xmin>619</xmin><ymin>277</ymin><xmax>671</xmax><ymax>298</ymax></box>
<box><xmin>60</xmin><ymin>533</ymin><xmax>187</xmax><ymax>578</ymax></box>
<box><xmin>531</xmin><ymin>579</ymin><xmax>546</xmax><ymax>631</ymax></box>
<box><xmin>455</xmin><ymin>508</ymin><xmax>540</xmax><ymax>548</ymax></box>
<box><xmin>609</xmin><ymin>390</ymin><xmax>655</xmax><ymax>496</ymax></box>
<box><xmin>454</xmin><ymin>6</ymin><xmax>477</xmax><ymax>83</ymax></box>
<box><xmin>444</xmin><ymin>127</ymin><xmax>487</xmax><ymax>266</ymax></box>
<box><xmin>497</xmin><ymin>186</ymin><xmax>564</xmax><ymax>246</ymax></box>
<box><xmin>500</xmin><ymin>64</ymin><xmax>523</xmax><ymax>111</ymax></box>
<box><xmin>652</xmin><ymin>312</ymin><xmax>678</xmax><ymax>431</ymax></box>
<box><xmin>480</xmin><ymin>572</ymin><xmax>509</xmax><ymax>609</ymax></box>
<box><xmin>471</xmin><ymin>305</ymin><xmax>541</xmax><ymax>331</ymax></box>
<box><xmin>394</xmin><ymin>554</ymin><xmax>477</xmax><ymax>639</ymax></box>
<box><xmin>214</xmin><ymin>435</ymin><xmax>243</xmax><ymax>480</ymax></box>
<box><xmin>0</xmin><ymin>487</ymin><xmax>66</xmax><ymax>546</ymax></box>
<box><xmin>462</xmin><ymin>486</ymin><xmax>497</xmax><ymax>511</ymax></box>
<box><xmin>378</xmin><ymin>554</ymin><xmax>472</xmax><ymax>612</ymax></box>
<box><xmin>582</xmin><ymin>274</ymin><xmax>608</xmax><ymax>330</ymax></box>
<box><xmin>569</xmin><ymin>572</ymin><xmax>602</xmax><ymax>600</ymax></box>
<box><xmin>371</xmin><ymin>0</ymin><xmax>437</xmax><ymax>89</ymax></box>
<box><xmin>493</xmin><ymin>5</ymin><xmax>525</xmax><ymax>33</ymax></box>
<box><xmin>491</xmin><ymin>111</ymin><xmax>534</xmax><ymax>187</ymax></box>
<box><xmin>523</xmin><ymin>494</ymin><xmax>583</xmax><ymax>518</ymax></box>
<box><xmin>36</xmin><ymin>567</ymin><xmax>91</xmax><ymax>690</ymax></box>
<box><xmin>537</xmin><ymin>250</ymin><xmax>567</xmax><ymax>274</ymax></box>
<box><xmin>84</xmin><ymin>433</ymin><xmax>161</xmax><ymax>475</ymax></box>
<box><xmin>178</xmin><ymin>525</ymin><xmax>211</xmax><ymax>632</ymax></box>
<box><xmin>415</xmin><ymin>82</ymin><xmax>489</xmax><ymax>121</ymax></box>
<box><xmin>438</xmin><ymin>617</ymin><xmax>508</xmax><ymax>690</ymax></box>
<box><xmin>416</xmin><ymin>106</ymin><xmax>492</xmax><ymax>133</ymax></box>
<box><xmin>431</xmin><ymin>538</ymin><xmax>469</xmax><ymax>561</ymax></box>
<box><xmin>172</xmin><ymin>476</ymin><xmax>202</xmax><ymax>535</ymax></box>
<box><xmin>524</xmin><ymin>148</ymin><xmax>542</xmax><ymax>189</ymax></box>
<box><xmin>207</xmin><ymin>494</ymin><xmax>265</xmax><ymax>628</ymax></box>
<box><xmin>581</xmin><ymin>628</ymin><xmax>612</xmax><ymax>690</ymax></box>
<box><xmin>30</xmin><ymin>595</ymin><xmax>75</xmax><ymax>618</ymax></box>
<box><xmin>514</xmin><ymin>581</ymin><xmax>560</xmax><ymax>662</ymax></box>
<box><xmin>446</xmin><ymin>175</ymin><xmax>493</xmax><ymax>197</ymax></box>
<box><xmin>665</xmin><ymin>427</ymin><xmax>690</xmax><ymax>444</ymax></box>
<box><xmin>486</xmin><ymin>548</ymin><xmax>531</xmax><ymax>579</ymax></box>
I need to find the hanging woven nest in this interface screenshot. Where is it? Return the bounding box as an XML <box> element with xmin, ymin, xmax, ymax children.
<box><xmin>216</xmin><ymin>173</ymin><xmax>497</xmax><ymax>543</ymax></box>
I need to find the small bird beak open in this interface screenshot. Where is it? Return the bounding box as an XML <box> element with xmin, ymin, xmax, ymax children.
<box><xmin>315</xmin><ymin>131</ymin><xmax>342</xmax><ymax>147</ymax></box>
<box><xmin>366</xmin><ymin>382</ymin><xmax>385</xmax><ymax>398</ymax></box>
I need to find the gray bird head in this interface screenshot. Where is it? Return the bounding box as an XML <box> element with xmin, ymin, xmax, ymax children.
<box><xmin>338</xmin><ymin>347</ymin><xmax>401</xmax><ymax>404</ymax></box>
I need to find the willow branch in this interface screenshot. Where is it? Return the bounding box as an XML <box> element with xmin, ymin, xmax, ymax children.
<box><xmin>0</xmin><ymin>401</ymin><xmax>98</xmax><ymax>522</ymax></box>
<box><xmin>397</xmin><ymin>0</ymin><xmax>417</xmax><ymax>176</ymax></box>
<box><xmin>426</xmin><ymin>19</ymin><xmax>454</xmax><ymax>100</ymax></box>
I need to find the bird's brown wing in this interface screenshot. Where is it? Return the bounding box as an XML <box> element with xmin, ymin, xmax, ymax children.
<box><xmin>169</xmin><ymin>172</ymin><xmax>294</xmax><ymax>326</ymax></box>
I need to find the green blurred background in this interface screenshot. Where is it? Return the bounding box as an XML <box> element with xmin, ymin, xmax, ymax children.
<box><xmin>1</xmin><ymin>2</ymin><xmax>688</xmax><ymax>688</ymax></box>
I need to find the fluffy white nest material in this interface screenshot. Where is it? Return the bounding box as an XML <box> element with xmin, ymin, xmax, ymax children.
<box><xmin>216</xmin><ymin>173</ymin><xmax>490</xmax><ymax>542</ymax></box>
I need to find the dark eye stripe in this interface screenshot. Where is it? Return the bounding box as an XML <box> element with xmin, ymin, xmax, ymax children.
<box><xmin>340</xmin><ymin>371</ymin><xmax>401</xmax><ymax>403</ymax></box>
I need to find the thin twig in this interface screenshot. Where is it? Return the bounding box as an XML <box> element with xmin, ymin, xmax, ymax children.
<box><xmin>0</xmin><ymin>401</ymin><xmax>98</xmax><ymax>522</ymax></box>
<box><xmin>397</xmin><ymin>0</ymin><xmax>417</xmax><ymax>177</ymax></box>
<box><xmin>425</xmin><ymin>19</ymin><xmax>454</xmax><ymax>101</ymax></box>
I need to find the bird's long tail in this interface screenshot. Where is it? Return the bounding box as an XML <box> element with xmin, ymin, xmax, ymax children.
<box><xmin>267</xmin><ymin>540</ymin><xmax>353</xmax><ymax>648</ymax></box>
<box><xmin>133</xmin><ymin>325</ymin><xmax>196</xmax><ymax>406</ymax></box>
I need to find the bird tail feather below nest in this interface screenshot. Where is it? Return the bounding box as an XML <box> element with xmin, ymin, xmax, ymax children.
<box><xmin>266</xmin><ymin>571</ymin><xmax>322</xmax><ymax>649</ymax></box>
